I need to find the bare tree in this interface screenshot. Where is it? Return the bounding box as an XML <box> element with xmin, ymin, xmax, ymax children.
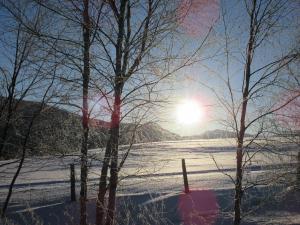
<box><xmin>22</xmin><ymin>1</ymin><xmax>105</xmax><ymax>224</ymax></box>
<box><xmin>1</xmin><ymin>72</ymin><xmax>56</xmax><ymax>218</ymax></box>
<box><xmin>94</xmin><ymin>1</ymin><xmax>160</xmax><ymax>223</ymax></box>
<box><xmin>80</xmin><ymin>1</ymin><xmax>91</xmax><ymax>224</ymax></box>
<box><xmin>199</xmin><ymin>0</ymin><xmax>300</xmax><ymax>224</ymax></box>
<box><xmin>0</xmin><ymin>1</ymin><xmax>211</xmax><ymax>224</ymax></box>
<box><xmin>0</xmin><ymin>2</ymin><xmax>40</xmax><ymax>159</ymax></box>
<box><xmin>92</xmin><ymin>0</ymin><xmax>213</xmax><ymax>224</ymax></box>
<box><xmin>0</xmin><ymin>2</ymin><xmax>63</xmax><ymax>217</ymax></box>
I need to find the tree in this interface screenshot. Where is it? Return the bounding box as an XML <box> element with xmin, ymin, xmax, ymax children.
<box><xmin>201</xmin><ymin>0</ymin><xmax>299</xmax><ymax>224</ymax></box>
<box><xmin>0</xmin><ymin>1</ymin><xmax>42</xmax><ymax>159</ymax></box>
<box><xmin>93</xmin><ymin>0</ymin><xmax>212</xmax><ymax>224</ymax></box>
<box><xmin>80</xmin><ymin>1</ymin><xmax>91</xmax><ymax>224</ymax></box>
<box><xmin>0</xmin><ymin>0</ymin><xmax>211</xmax><ymax>223</ymax></box>
<box><xmin>232</xmin><ymin>1</ymin><xmax>298</xmax><ymax>223</ymax></box>
<box><xmin>0</xmin><ymin>1</ymin><xmax>61</xmax><ymax>216</ymax></box>
<box><xmin>1</xmin><ymin>74</ymin><xmax>56</xmax><ymax>218</ymax></box>
<box><xmin>23</xmin><ymin>1</ymin><xmax>105</xmax><ymax>224</ymax></box>
<box><xmin>95</xmin><ymin>1</ymin><xmax>166</xmax><ymax>223</ymax></box>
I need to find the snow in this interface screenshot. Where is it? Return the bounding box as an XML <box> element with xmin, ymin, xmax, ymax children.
<box><xmin>0</xmin><ymin>139</ymin><xmax>298</xmax><ymax>225</ymax></box>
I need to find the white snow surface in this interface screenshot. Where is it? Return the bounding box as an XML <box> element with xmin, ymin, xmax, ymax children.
<box><xmin>0</xmin><ymin>138</ymin><xmax>296</xmax><ymax>205</ymax></box>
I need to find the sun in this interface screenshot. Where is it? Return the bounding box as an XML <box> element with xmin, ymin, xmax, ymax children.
<box><xmin>176</xmin><ymin>99</ymin><xmax>204</xmax><ymax>125</ymax></box>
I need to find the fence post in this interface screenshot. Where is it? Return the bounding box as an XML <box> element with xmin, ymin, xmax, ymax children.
<box><xmin>182</xmin><ymin>159</ymin><xmax>190</xmax><ymax>193</ymax></box>
<box><xmin>297</xmin><ymin>152</ymin><xmax>300</xmax><ymax>189</ymax></box>
<box><xmin>70</xmin><ymin>163</ymin><xmax>76</xmax><ymax>201</ymax></box>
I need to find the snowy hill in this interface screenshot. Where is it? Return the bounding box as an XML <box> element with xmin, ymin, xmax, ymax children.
<box><xmin>0</xmin><ymin>99</ymin><xmax>179</xmax><ymax>158</ymax></box>
<box><xmin>183</xmin><ymin>129</ymin><xmax>251</xmax><ymax>139</ymax></box>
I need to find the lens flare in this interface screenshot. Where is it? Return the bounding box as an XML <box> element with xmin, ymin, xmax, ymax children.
<box><xmin>178</xmin><ymin>190</ymin><xmax>219</xmax><ymax>225</ymax></box>
<box><xmin>176</xmin><ymin>99</ymin><xmax>204</xmax><ymax>125</ymax></box>
<box><xmin>177</xmin><ymin>0</ymin><xmax>220</xmax><ymax>36</ymax></box>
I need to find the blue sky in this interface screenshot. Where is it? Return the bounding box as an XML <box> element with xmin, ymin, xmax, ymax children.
<box><xmin>159</xmin><ymin>0</ymin><xmax>299</xmax><ymax>136</ymax></box>
<box><xmin>0</xmin><ymin>0</ymin><xmax>298</xmax><ymax>136</ymax></box>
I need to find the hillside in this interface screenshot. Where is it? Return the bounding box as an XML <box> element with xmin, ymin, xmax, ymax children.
<box><xmin>0</xmin><ymin>99</ymin><xmax>179</xmax><ymax>159</ymax></box>
<box><xmin>183</xmin><ymin>129</ymin><xmax>251</xmax><ymax>140</ymax></box>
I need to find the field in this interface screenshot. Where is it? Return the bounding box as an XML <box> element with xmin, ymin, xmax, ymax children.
<box><xmin>1</xmin><ymin>139</ymin><xmax>299</xmax><ymax>225</ymax></box>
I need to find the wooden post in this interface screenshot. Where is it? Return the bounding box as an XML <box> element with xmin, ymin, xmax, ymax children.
<box><xmin>182</xmin><ymin>159</ymin><xmax>190</xmax><ymax>193</ymax></box>
<box><xmin>297</xmin><ymin>152</ymin><xmax>300</xmax><ymax>189</ymax></box>
<box><xmin>70</xmin><ymin>163</ymin><xmax>76</xmax><ymax>201</ymax></box>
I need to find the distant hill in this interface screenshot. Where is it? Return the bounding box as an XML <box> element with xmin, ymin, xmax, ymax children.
<box><xmin>0</xmin><ymin>99</ymin><xmax>179</xmax><ymax>159</ymax></box>
<box><xmin>182</xmin><ymin>129</ymin><xmax>251</xmax><ymax>140</ymax></box>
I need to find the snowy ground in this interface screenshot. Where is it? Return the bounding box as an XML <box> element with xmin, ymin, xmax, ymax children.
<box><xmin>0</xmin><ymin>139</ymin><xmax>299</xmax><ymax>224</ymax></box>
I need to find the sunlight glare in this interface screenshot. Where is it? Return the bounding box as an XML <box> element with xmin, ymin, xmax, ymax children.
<box><xmin>176</xmin><ymin>99</ymin><xmax>204</xmax><ymax>125</ymax></box>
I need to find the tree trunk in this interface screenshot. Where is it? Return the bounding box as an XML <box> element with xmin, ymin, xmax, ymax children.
<box><xmin>1</xmin><ymin>129</ymin><xmax>27</xmax><ymax>217</ymax></box>
<box><xmin>0</xmin><ymin>73</ymin><xmax>18</xmax><ymax>159</ymax></box>
<box><xmin>95</xmin><ymin>136</ymin><xmax>113</xmax><ymax>225</ymax></box>
<box><xmin>297</xmin><ymin>151</ymin><xmax>300</xmax><ymax>189</ymax></box>
<box><xmin>105</xmin><ymin>86</ymin><xmax>122</xmax><ymax>225</ymax></box>
<box><xmin>234</xmin><ymin>96</ymin><xmax>249</xmax><ymax>225</ymax></box>
<box><xmin>80</xmin><ymin>0</ymin><xmax>91</xmax><ymax>225</ymax></box>
<box><xmin>96</xmin><ymin>1</ymin><xmax>127</xmax><ymax>224</ymax></box>
<box><xmin>234</xmin><ymin>1</ymin><xmax>255</xmax><ymax>224</ymax></box>
<box><xmin>96</xmin><ymin>84</ymin><xmax>122</xmax><ymax>225</ymax></box>
<box><xmin>234</xmin><ymin>143</ymin><xmax>243</xmax><ymax>225</ymax></box>
<box><xmin>1</xmin><ymin>81</ymin><xmax>52</xmax><ymax>217</ymax></box>
<box><xmin>0</xmin><ymin>110</ymin><xmax>13</xmax><ymax>159</ymax></box>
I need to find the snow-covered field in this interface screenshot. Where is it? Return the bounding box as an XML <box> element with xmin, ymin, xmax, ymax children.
<box><xmin>1</xmin><ymin>139</ymin><xmax>296</xmax><ymax>203</ymax></box>
<box><xmin>0</xmin><ymin>138</ymin><xmax>298</xmax><ymax>225</ymax></box>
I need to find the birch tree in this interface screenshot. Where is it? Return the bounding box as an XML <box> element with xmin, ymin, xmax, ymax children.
<box><xmin>208</xmin><ymin>1</ymin><xmax>300</xmax><ymax>224</ymax></box>
<box><xmin>24</xmin><ymin>1</ymin><xmax>105</xmax><ymax>224</ymax></box>
<box><xmin>93</xmin><ymin>0</ymin><xmax>212</xmax><ymax>224</ymax></box>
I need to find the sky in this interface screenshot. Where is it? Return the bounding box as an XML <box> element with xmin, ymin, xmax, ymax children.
<box><xmin>0</xmin><ymin>0</ymin><xmax>299</xmax><ymax>137</ymax></box>
<box><xmin>158</xmin><ymin>0</ymin><xmax>299</xmax><ymax>136</ymax></box>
